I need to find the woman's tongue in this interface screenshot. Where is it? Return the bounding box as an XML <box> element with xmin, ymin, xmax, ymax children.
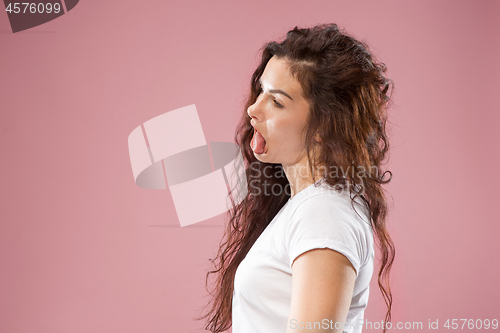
<box><xmin>251</xmin><ymin>128</ymin><xmax>267</xmax><ymax>154</ymax></box>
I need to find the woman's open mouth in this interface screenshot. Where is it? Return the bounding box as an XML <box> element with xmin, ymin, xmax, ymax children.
<box><xmin>251</xmin><ymin>128</ymin><xmax>267</xmax><ymax>154</ymax></box>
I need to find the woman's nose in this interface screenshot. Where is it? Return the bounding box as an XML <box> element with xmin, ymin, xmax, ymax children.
<box><xmin>247</xmin><ymin>98</ymin><xmax>264</xmax><ymax>121</ymax></box>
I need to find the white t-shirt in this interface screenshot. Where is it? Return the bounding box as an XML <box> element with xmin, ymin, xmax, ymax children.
<box><xmin>232</xmin><ymin>178</ymin><xmax>374</xmax><ymax>333</ymax></box>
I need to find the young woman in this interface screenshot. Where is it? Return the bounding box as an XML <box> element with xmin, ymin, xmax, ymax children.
<box><xmin>199</xmin><ymin>23</ymin><xmax>395</xmax><ymax>333</ymax></box>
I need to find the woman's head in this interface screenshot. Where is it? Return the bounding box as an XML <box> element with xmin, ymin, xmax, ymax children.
<box><xmin>242</xmin><ymin>23</ymin><xmax>392</xmax><ymax>191</ymax></box>
<box><xmin>199</xmin><ymin>23</ymin><xmax>395</xmax><ymax>333</ymax></box>
<box><xmin>247</xmin><ymin>55</ymin><xmax>315</xmax><ymax>168</ymax></box>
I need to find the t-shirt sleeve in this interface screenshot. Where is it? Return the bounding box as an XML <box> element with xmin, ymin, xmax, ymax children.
<box><xmin>285</xmin><ymin>193</ymin><xmax>369</xmax><ymax>276</ymax></box>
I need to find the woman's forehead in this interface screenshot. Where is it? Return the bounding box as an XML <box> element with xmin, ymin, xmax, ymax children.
<box><xmin>261</xmin><ymin>57</ymin><xmax>303</xmax><ymax>99</ymax></box>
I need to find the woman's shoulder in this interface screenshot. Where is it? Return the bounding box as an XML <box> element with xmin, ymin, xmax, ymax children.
<box><xmin>289</xmin><ymin>181</ymin><xmax>371</xmax><ymax>227</ymax></box>
<box><xmin>283</xmin><ymin>180</ymin><xmax>374</xmax><ymax>272</ymax></box>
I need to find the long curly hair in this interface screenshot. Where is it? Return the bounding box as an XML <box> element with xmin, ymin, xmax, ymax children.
<box><xmin>197</xmin><ymin>23</ymin><xmax>395</xmax><ymax>333</ymax></box>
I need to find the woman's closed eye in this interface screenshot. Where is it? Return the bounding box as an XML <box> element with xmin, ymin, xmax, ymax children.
<box><xmin>273</xmin><ymin>98</ymin><xmax>284</xmax><ymax>108</ymax></box>
<box><xmin>257</xmin><ymin>86</ymin><xmax>284</xmax><ymax>109</ymax></box>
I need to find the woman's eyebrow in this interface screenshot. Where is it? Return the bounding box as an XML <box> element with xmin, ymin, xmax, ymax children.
<box><xmin>259</xmin><ymin>77</ymin><xmax>294</xmax><ymax>101</ymax></box>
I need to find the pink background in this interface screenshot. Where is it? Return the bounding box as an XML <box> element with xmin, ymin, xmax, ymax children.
<box><xmin>1</xmin><ymin>1</ymin><xmax>499</xmax><ymax>332</ymax></box>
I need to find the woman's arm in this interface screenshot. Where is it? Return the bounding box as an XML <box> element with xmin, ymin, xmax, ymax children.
<box><xmin>286</xmin><ymin>248</ymin><xmax>356</xmax><ymax>333</ymax></box>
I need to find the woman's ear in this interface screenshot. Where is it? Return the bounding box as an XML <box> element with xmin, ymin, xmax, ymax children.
<box><xmin>315</xmin><ymin>132</ymin><xmax>322</xmax><ymax>142</ymax></box>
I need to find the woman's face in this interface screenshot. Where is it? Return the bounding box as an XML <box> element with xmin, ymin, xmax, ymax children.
<box><xmin>247</xmin><ymin>56</ymin><xmax>312</xmax><ymax>168</ymax></box>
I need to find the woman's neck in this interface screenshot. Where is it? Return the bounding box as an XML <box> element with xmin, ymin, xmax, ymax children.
<box><xmin>282</xmin><ymin>156</ymin><xmax>324</xmax><ymax>198</ymax></box>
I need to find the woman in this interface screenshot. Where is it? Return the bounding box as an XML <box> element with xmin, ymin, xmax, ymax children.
<box><xmin>199</xmin><ymin>23</ymin><xmax>395</xmax><ymax>333</ymax></box>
